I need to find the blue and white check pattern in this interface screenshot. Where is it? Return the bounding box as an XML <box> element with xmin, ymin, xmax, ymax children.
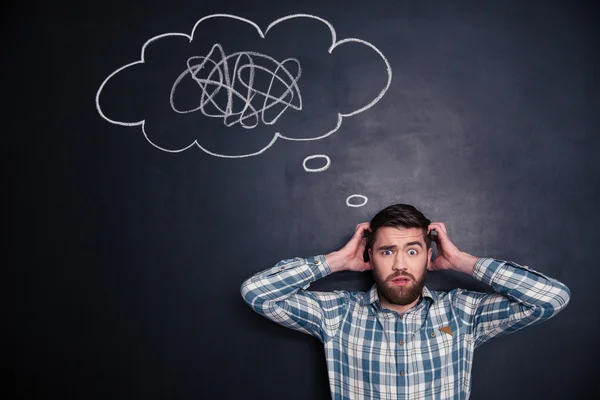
<box><xmin>241</xmin><ymin>255</ymin><xmax>571</xmax><ymax>399</ymax></box>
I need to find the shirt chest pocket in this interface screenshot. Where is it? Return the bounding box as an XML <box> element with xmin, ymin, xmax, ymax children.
<box><xmin>400</xmin><ymin>329</ymin><xmax>452</xmax><ymax>399</ymax></box>
<box><xmin>411</xmin><ymin>322</ymin><xmax>460</xmax><ymax>371</ymax></box>
<box><xmin>409</xmin><ymin>326</ymin><xmax>462</xmax><ymax>399</ymax></box>
<box><xmin>421</xmin><ymin>327</ymin><xmax>454</xmax><ymax>356</ymax></box>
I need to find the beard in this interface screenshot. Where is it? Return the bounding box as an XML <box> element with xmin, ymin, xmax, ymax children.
<box><xmin>373</xmin><ymin>267</ymin><xmax>427</xmax><ymax>306</ymax></box>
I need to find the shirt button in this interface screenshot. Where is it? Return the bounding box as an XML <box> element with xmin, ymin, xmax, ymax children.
<box><xmin>280</xmin><ymin>267</ymin><xmax>284</xmax><ymax>270</ymax></box>
<box><xmin>430</xmin><ymin>331</ymin><xmax>436</xmax><ymax>337</ymax></box>
<box><xmin>400</xmin><ymin>371</ymin><xmax>406</xmax><ymax>376</ymax></box>
<box><xmin>399</xmin><ymin>315</ymin><xmax>404</xmax><ymax>319</ymax></box>
<box><xmin>313</xmin><ymin>260</ymin><xmax>319</xmax><ymax>265</ymax></box>
<box><xmin>399</xmin><ymin>340</ymin><xmax>404</xmax><ymax>345</ymax></box>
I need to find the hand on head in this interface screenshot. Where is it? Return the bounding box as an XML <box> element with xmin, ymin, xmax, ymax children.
<box><xmin>427</xmin><ymin>222</ymin><xmax>462</xmax><ymax>271</ymax></box>
<box><xmin>326</xmin><ymin>222</ymin><xmax>372</xmax><ymax>272</ymax></box>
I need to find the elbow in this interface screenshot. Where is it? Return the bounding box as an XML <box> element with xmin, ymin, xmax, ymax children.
<box><xmin>240</xmin><ymin>278</ymin><xmax>253</xmax><ymax>305</ymax></box>
<box><xmin>541</xmin><ymin>282</ymin><xmax>571</xmax><ymax>318</ymax></box>
<box><xmin>240</xmin><ymin>278</ymin><xmax>266</xmax><ymax>312</ymax></box>
<box><xmin>556</xmin><ymin>282</ymin><xmax>571</xmax><ymax>311</ymax></box>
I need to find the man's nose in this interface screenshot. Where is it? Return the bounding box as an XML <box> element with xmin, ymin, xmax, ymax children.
<box><xmin>392</xmin><ymin>258</ymin><xmax>408</xmax><ymax>271</ymax></box>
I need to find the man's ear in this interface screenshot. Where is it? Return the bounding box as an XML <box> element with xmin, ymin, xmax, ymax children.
<box><xmin>367</xmin><ymin>249</ymin><xmax>374</xmax><ymax>270</ymax></box>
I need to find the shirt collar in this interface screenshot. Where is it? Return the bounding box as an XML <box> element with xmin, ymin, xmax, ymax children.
<box><xmin>361</xmin><ymin>283</ymin><xmax>436</xmax><ymax>308</ymax></box>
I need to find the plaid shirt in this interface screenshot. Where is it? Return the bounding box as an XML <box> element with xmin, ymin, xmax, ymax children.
<box><xmin>241</xmin><ymin>255</ymin><xmax>571</xmax><ymax>400</ymax></box>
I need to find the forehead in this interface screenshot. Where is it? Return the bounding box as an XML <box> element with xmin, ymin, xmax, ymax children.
<box><xmin>373</xmin><ymin>227</ymin><xmax>425</xmax><ymax>245</ymax></box>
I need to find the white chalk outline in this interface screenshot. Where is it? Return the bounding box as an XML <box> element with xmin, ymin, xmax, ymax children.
<box><xmin>303</xmin><ymin>154</ymin><xmax>331</xmax><ymax>172</ymax></box>
<box><xmin>95</xmin><ymin>13</ymin><xmax>392</xmax><ymax>158</ymax></box>
<box><xmin>346</xmin><ymin>194</ymin><xmax>368</xmax><ymax>207</ymax></box>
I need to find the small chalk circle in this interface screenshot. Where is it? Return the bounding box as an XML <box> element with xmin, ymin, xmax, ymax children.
<box><xmin>303</xmin><ymin>154</ymin><xmax>331</xmax><ymax>172</ymax></box>
<box><xmin>346</xmin><ymin>194</ymin><xmax>368</xmax><ymax>207</ymax></box>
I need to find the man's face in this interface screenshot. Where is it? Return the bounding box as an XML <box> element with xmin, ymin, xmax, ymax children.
<box><xmin>368</xmin><ymin>227</ymin><xmax>433</xmax><ymax>306</ymax></box>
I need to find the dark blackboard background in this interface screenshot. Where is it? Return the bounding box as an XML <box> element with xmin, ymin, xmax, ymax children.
<box><xmin>6</xmin><ymin>0</ymin><xmax>598</xmax><ymax>399</ymax></box>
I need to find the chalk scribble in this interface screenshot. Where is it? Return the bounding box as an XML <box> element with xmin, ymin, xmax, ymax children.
<box><xmin>170</xmin><ymin>43</ymin><xmax>302</xmax><ymax>129</ymax></box>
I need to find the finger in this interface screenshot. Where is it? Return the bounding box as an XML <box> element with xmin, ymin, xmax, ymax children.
<box><xmin>354</xmin><ymin>223</ymin><xmax>371</xmax><ymax>238</ymax></box>
<box><xmin>435</xmin><ymin>223</ymin><xmax>448</xmax><ymax>235</ymax></box>
<box><xmin>350</xmin><ymin>225</ymin><xmax>370</xmax><ymax>246</ymax></box>
<box><xmin>428</xmin><ymin>224</ymin><xmax>438</xmax><ymax>237</ymax></box>
<box><xmin>355</xmin><ymin>243</ymin><xmax>366</xmax><ymax>260</ymax></box>
<box><xmin>428</xmin><ymin>223</ymin><xmax>458</xmax><ymax>251</ymax></box>
<box><xmin>429</xmin><ymin>222</ymin><xmax>448</xmax><ymax>236</ymax></box>
<box><xmin>355</xmin><ymin>222</ymin><xmax>370</xmax><ymax>232</ymax></box>
<box><xmin>438</xmin><ymin>222</ymin><xmax>447</xmax><ymax>235</ymax></box>
<box><xmin>428</xmin><ymin>226</ymin><xmax>442</xmax><ymax>243</ymax></box>
<box><xmin>357</xmin><ymin>236</ymin><xmax>367</xmax><ymax>253</ymax></box>
<box><xmin>355</xmin><ymin>222</ymin><xmax>369</xmax><ymax>231</ymax></box>
<box><xmin>428</xmin><ymin>223</ymin><xmax>440</xmax><ymax>233</ymax></box>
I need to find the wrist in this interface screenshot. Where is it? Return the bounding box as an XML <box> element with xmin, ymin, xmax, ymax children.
<box><xmin>450</xmin><ymin>251</ymin><xmax>479</xmax><ymax>275</ymax></box>
<box><xmin>325</xmin><ymin>251</ymin><xmax>349</xmax><ymax>273</ymax></box>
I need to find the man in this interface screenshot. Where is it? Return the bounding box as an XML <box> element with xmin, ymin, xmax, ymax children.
<box><xmin>240</xmin><ymin>204</ymin><xmax>571</xmax><ymax>400</ymax></box>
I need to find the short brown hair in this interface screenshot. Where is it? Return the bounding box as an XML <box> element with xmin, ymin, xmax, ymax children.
<box><xmin>366</xmin><ymin>204</ymin><xmax>432</xmax><ymax>250</ymax></box>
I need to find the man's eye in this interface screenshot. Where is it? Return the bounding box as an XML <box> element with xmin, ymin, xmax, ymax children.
<box><xmin>382</xmin><ymin>250</ymin><xmax>392</xmax><ymax>256</ymax></box>
<box><xmin>408</xmin><ymin>249</ymin><xmax>418</xmax><ymax>255</ymax></box>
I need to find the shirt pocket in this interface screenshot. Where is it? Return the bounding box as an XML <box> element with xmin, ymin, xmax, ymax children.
<box><xmin>424</xmin><ymin>326</ymin><xmax>455</xmax><ymax>364</ymax></box>
<box><xmin>411</xmin><ymin>321</ymin><xmax>460</xmax><ymax>393</ymax></box>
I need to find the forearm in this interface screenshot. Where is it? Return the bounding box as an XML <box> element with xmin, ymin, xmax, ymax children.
<box><xmin>325</xmin><ymin>251</ymin><xmax>350</xmax><ymax>273</ymax></box>
<box><xmin>241</xmin><ymin>255</ymin><xmax>347</xmax><ymax>342</ymax></box>
<box><xmin>241</xmin><ymin>255</ymin><xmax>333</xmax><ymax>305</ymax></box>
<box><xmin>469</xmin><ymin>257</ymin><xmax>571</xmax><ymax>308</ymax></box>
<box><xmin>450</xmin><ymin>251</ymin><xmax>480</xmax><ymax>275</ymax></box>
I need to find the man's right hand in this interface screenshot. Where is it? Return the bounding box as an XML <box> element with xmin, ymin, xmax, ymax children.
<box><xmin>325</xmin><ymin>222</ymin><xmax>372</xmax><ymax>273</ymax></box>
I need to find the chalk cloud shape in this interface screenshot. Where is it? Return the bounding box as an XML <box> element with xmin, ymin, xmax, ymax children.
<box><xmin>95</xmin><ymin>14</ymin><xmax>392</xmax><ymax>158</ymax></box>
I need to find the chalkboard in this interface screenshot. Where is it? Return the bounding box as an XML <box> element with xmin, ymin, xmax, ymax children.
<box><xmin>7</xmin><ymin>0</ymin><xmax>598</xmax><ymax>399</ymax></box>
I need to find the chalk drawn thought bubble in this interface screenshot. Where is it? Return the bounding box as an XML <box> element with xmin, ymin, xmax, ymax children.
<box><xmin>95</xmin><ymin>14</ymin><xmax>391</xmax><ymax>208</ymax></box>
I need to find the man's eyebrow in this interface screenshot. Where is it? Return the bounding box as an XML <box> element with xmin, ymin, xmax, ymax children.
<box><xmin>376</xmin><ymin>244</ymin><xmax>397</xmax><ymax>251</ymax></box>
<box><xmin>404</xmin><ymin>241</ymin><xmax>423</xmax><ymax>248</ymax></box>
<box><xmin>376</xmin><ymin>241</ymin><xmax>423</xmax><ymax>251</ymax></box>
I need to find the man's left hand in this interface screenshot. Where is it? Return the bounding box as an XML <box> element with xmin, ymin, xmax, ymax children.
<box><xmin>427</xmin><ymin>222</ymin><xmax>479</xmax><ymax>274</ymax></box>
<box><xmin>427</xmin><ymin>222</ymin><xmax>461</xmax><ymax>271</ymax></box>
